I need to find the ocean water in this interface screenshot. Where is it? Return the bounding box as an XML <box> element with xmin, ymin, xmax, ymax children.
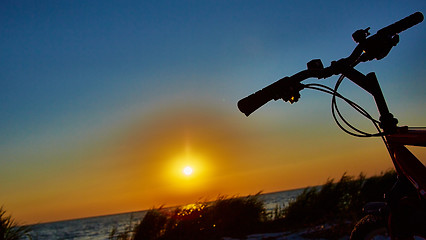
<box><xmin>28</xmin><ymin>189</ymin><xmax>303</xmax><ymax>240</ymax></box>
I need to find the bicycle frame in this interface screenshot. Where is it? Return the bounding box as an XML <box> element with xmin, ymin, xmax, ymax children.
<box><xmin>342</xmin><ymin>66</ymin><xmax>426</xmax><ymax>199</ymax></box>
<box><xmin>386</xmin><ymin>128</ymin><xmax>426</xmax><ymax>198</ymax></box>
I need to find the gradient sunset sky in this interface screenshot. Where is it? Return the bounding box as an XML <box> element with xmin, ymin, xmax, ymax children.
<box><xmin>1</xmin><ymin>1</ymin><xmax>426</xmax><ymax>224</ymax></box>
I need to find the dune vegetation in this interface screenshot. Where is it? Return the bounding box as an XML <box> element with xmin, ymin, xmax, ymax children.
<box><xmin>108</xmin><ymin>170</ymin><xmax>397</xmax><ymax>240</ymax></box>
<box><xmin>0</xmin><ymin>206</ymin><xmax>31</xmax><ymax>240</ymax></box>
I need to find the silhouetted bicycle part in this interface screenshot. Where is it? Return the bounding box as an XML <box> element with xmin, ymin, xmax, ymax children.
<box><xmin>237</xmin><ymin>12</ymin><xmax>425</xmax><ymax>239</ymax></box>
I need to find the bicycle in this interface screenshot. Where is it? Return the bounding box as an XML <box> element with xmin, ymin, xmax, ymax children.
<box><xmin>237</xmin><ymin>12</ymin><xmax>426</xmax><ymax>239</ymax></box>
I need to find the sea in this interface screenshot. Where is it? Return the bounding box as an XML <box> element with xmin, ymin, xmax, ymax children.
<box><xmin>27</xmin><ymin>188</ymin><xmax>304</xmax><ymax>240</ymax></box>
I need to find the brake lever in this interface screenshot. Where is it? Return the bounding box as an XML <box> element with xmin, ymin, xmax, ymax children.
<box><xmin>280</xmin><ymin>83</ymin><xmax>304</xmax><ymax>104</ymax></box>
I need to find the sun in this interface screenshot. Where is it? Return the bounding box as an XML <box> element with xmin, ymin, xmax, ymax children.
<box><xmin>183</xmin><ymin>166</ymin><xmax>193</xmax><ymax>176</ymax></box>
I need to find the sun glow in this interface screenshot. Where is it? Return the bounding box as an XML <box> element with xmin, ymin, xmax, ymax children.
<box><xmin>163</xmin><ymin>149</ymin><xmax>212</xmax><ymax>193</ymax></box>
<box><xmin>183</xmin><ymin>166</ymin><xmax>193</xmax><ymax>176</ymax></box>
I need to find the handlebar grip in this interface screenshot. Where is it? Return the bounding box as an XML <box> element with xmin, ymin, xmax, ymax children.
<box><xmin>378</xmin><ymin>12</ymin><xmax>424</xmax><ymax>36</ymax></box>
<box><xmin>238</xmin><ymin>88</ymin><xmax>273</xmax><ymax>117</ymax></box>
<box><xmin>238</xmin><ymin>74</ymin><xmax>308</xmax><ymax>116</ymax></box>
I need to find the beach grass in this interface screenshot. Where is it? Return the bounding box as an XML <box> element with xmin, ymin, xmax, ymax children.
<box><xmin>0</xmin><ymin>206</ymin><xmax>32</xmax><ymax>240</ymax></box>
<box><xmin>283</xmin><ymin>170</ymin><xmax>396</xmax><ymax>228</ymax></box>
<box><xmin>281</xmin><ymin>170</ymin><xmax>396</xmax><ymax>238</ymax></box>
<box><xmin>109</xmin><ymin>170</ymin><xmax>397</xmax><ymax>240</ymax></box>
<box><xmin>132</xmin><ymin>194</ymin><xmax>265</xmax><ymax>240</ymax></box>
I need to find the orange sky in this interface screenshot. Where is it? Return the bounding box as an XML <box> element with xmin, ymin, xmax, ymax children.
<box><xmin>4</xmin><ymin>100</ymin><xmax>415</xmax><ymax>224</ymax></box>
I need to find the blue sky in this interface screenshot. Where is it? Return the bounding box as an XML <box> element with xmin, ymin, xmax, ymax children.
<box><xmin>2</xmin><ymin>1</ymin><xmax>425</xmax><ymax>144</ymax></box>
<box><xmin>1</xmin><ymin>1</ymin><xmax>425</xmax><ymax>223</ymax></box>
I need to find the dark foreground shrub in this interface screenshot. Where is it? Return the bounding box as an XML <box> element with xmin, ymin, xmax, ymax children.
<box><xmin>133</xmin><ymin>208</ymin><xmax>168</xmax><ymax>240</ymax></box>
<box><xmin>133</xmin><ymin>194</ymin><xmax>265</xmax><ymax>240</ymax></box>
<box><xmin>282</xmin><ymin>170</ymin><xmax>397</xmax><ymax>230</ymax></box>
<box><xmin>205</xmin><ymin>195</ymin><xmax>265</xmax><ymax>238</ymax></box>
<box><xmin>132</xmin><ymin>170</ymin><xmax>397</xmax><ymax>239</ymax></box>
<box><xmin>0</xmin><ymin>206</ymin><xmax>31</xmax><ymax>240</ymax></box>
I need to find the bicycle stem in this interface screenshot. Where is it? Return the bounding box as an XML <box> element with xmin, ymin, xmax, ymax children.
<box><xmin>340</xmin><ymin>66</ymin><xmax>399</xmax><ymax>133</ymax></box>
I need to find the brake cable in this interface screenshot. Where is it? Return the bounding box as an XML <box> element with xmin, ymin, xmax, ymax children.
<box><xmin>303</xmin><ymin>76</ymin><xmax>384</xmax><ymax>138</ymax></box>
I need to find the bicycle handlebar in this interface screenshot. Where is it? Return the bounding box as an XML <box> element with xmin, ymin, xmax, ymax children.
<box><xmin>238</xmin><ymin>12</ymin><xmax>423</xmax><ymax>117</ymax></box>
<box><xmin>377</xmin><ymin>11</ymin><xmax>423</xmax><ymax>37</ymax></box>
<box><xmin>238</xmin><ymin>69</ymin><xmax>326</xmax><ymax>116</ymax></box>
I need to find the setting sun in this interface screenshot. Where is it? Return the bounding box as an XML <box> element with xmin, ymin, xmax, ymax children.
<box><xmin>183</xmin><ymin>166</ymin><xmax>193</xmax><ymax>176</ymax></box>
<box><xmin>164</xmin><ymin>149</ymin><xmax>210</xmax><ymax>192</ymax></box>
